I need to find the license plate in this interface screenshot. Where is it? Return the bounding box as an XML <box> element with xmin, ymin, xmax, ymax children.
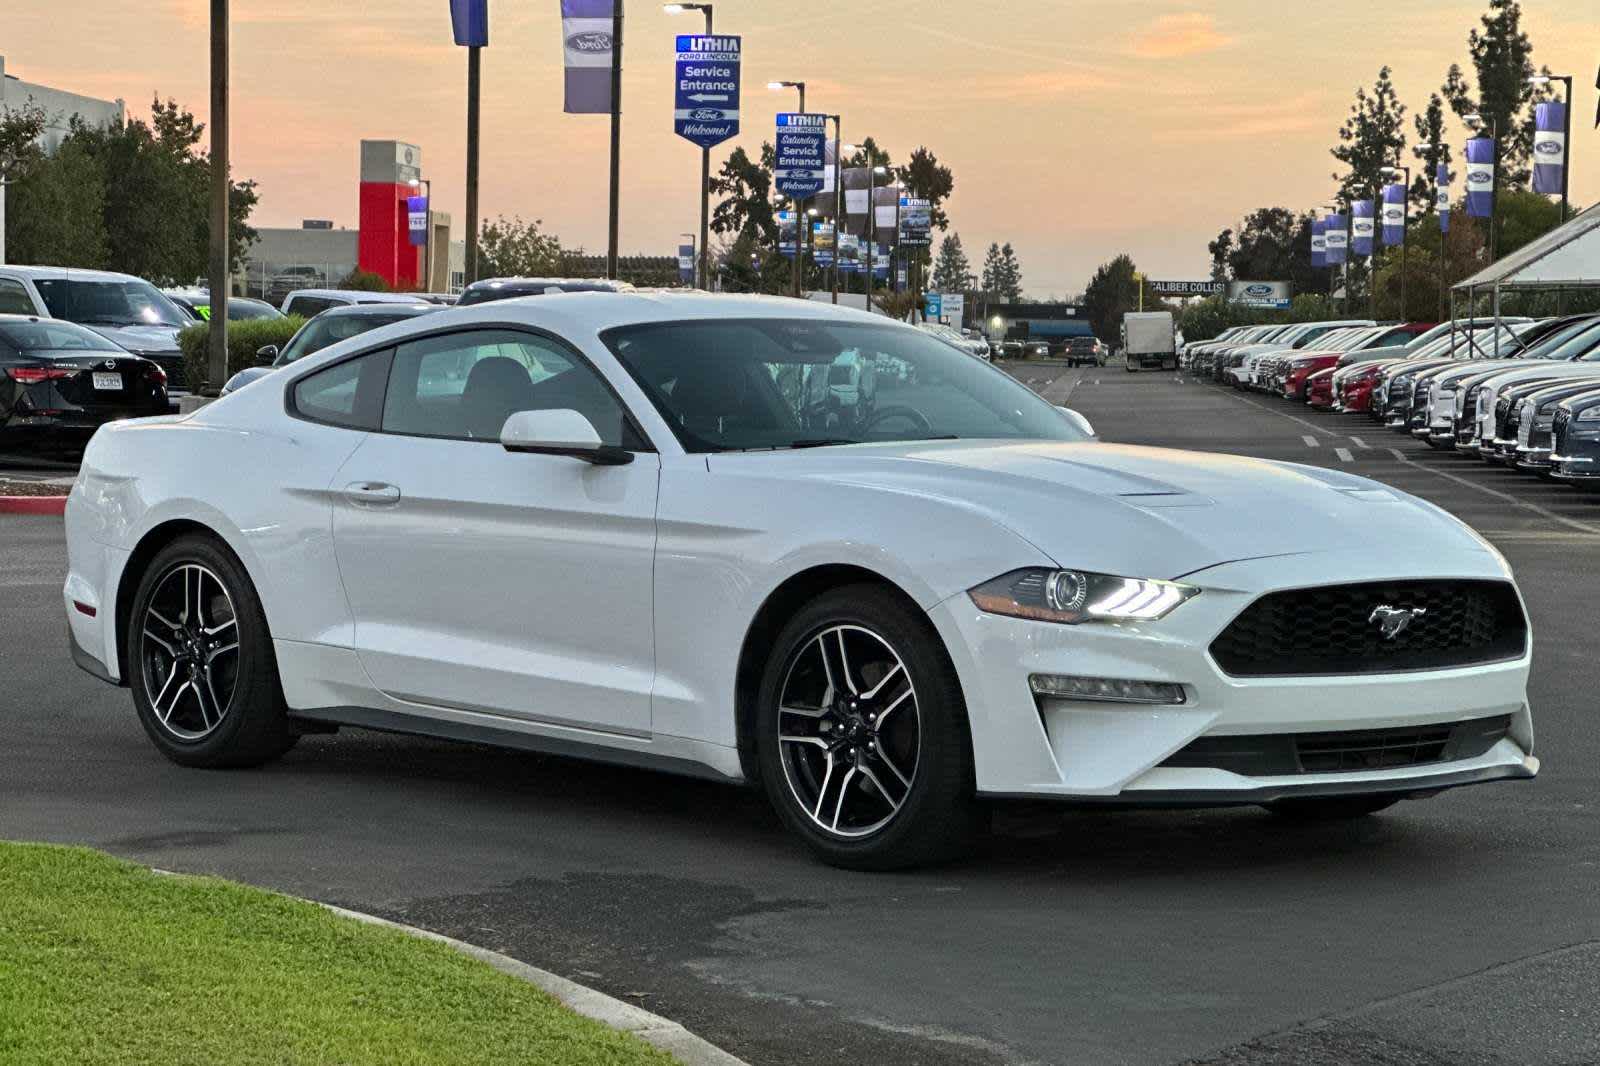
<box><xmin>92</xmin><ymin>372</ymin><xmax>122</xmax><ymax>391</ymax></box>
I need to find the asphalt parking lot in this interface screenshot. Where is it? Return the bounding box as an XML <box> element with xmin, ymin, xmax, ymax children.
<box><xmin>5</xmin><ymin>365</ymin><xmax>1600</xmax><ymax>1066</ymax></box>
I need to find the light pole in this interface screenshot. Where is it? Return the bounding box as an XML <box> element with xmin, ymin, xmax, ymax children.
<box><xmin>1465</xmin><ymin>112</ymin><xmax>1499</xmax><ymax>262</ymax></box>
<box><xmin>1527</xmin><ymin>73</ymin><xmax>1574</xmax><ymax>223</ymax></box>
<box><xmin>408</xmin><ymin>177</ymin><xmax>433</xmax><ymax>292</ymax></box>
<box><xmin>1381</xmin><ymin>163</ymin><xmax>1409</xmax><ymax>321</ymax></box>
<box><xmin>665</xmin><ymin>3</ymin><xmax>713</xmax><ymax>289</ymax></box>
<box><xmin>206</xmin><ymin>0</ymin><xmax>230</xmax><ymax>394</ymax></box>
<box><xmin>825</xmin><ymin>115</ymin><xmax>841</xmax><ymax>303</ymax></box>
<box><xmin>768</xmin><ymin>80</ymin><xmax>808</xmax><ymax>298</ymax></box>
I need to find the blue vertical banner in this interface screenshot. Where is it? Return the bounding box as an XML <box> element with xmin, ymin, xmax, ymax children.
<box><xmin>677</xmin><ymin>243</ymin><xmax>695</xmax><ymax>284</ymax></box>
<box><xmin>1325</xmin><ymin>213</ymin><xmax>1348</xmax><ymax>264</ymax></box>
<box><xmin>406</xmin><ymin>196</ymin><xmax>429</xmax><ymax>246</ymax></box>
<box><xmin>449</xmin><ymin>0</ymin><xmax>488</xmax><ymax>46</ymax></box>
<box><xmin>1311</xmin><ymin>218</ymin><xmax>1327</xmax><ymax>268</ymax></box>
<box><xmin>776</xmin><ymin>210</ymin><xmax>798</xmax><ymax>258</ymax></box>
<box><xmin>1380</xmin><ymin>184</ymin><xmax>1406</xmax><ymax>245</ymax></box>
<box><xmin>1465</xmin><ymin>136</ymin><xmax>1495</xmax><ymax>218</ymax></box>
<box><xmin>672</xmin><ymin>35</ymin><xmax>740</xmax><ymax>147</ymax></box>
<box><xmin>562</xmin><ymin>0</ymin><xmax>616</xmax><ymax>114</ymax></box>
<box><xmin>774</xmin><ymin>114</ymin><xmax>828</xmax><ymax>198</ymax></box>
<box><xmin>1532</xmin><ymin>101</ymin><xmax>1567</xmax><ymax>195</ymax></box>
<box><xmin>1436</xmin><ymin>162</ymin><xmax>1452</xmax><ymax>233</ymax></box>
<box><xmin>1351</xmin><ymin>200</ymin><xmax>1375</xmax><ymax>256</ymax></box>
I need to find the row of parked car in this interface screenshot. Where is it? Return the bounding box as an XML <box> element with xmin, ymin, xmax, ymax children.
<box><xmin>1179</xmin><ymin>313</ymin><xmax>1600</xmax><ymax>485</ymax></box>
<box><xmin>0</xmin><ymin>264</ymin><xmax>641</xmax><ymax>454</ymax></box>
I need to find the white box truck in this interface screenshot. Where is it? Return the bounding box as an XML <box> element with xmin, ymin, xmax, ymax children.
<box><xmin>1121</xmin><ymin>311</ymin><xmax>1177</xmax><ymax>372</ymax></box>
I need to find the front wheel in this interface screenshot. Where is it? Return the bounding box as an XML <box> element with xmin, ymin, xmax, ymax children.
<box><xmin>755</xmin><ymin>585</ymin><xmax>986</xmax><ymax>870</ymax></box>
<box><xmin>127</xmin><ymin>534</ymin><xmax>297</xmax><ymax>768</ymax></box>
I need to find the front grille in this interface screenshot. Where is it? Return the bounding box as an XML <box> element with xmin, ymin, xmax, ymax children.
<box><xmin>1553</xmin><ymin>408</ymin><xmax>1571</xmax><ymax>453</ymax></box>
<box><xmin>1494</xmin><ymin>395</ymin><xmax>1516</xmax><ymax>440</ymax></box>
<box><xmin>1160</xmin><ymin>715</ymin><xmax>1511</xmax><ymax>776</ymax></box>
<box><xmin>1209</xmin><ymin>580</ymin><xmax>1527</xmax><ymax>677</ymax></box>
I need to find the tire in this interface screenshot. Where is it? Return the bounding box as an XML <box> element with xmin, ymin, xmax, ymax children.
<box><xmin>1266</xmin><ymin>795</ymin><xmax>1401</xmax><ymax>820</ymax></box>
<box><xmin>126</xmin><ymin>533</ymin><xmax>297</xmax><ymax>769</ymax></box>
<box><xmin>754</xmin><ymin>584</ymin><xmax>987</xmax><ymax>870</ymax></box>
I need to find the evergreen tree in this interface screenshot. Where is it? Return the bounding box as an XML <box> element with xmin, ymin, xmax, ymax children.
<box><xmin>931</xmin><ymin>233</ymin><xmax>971</xmax><ymax>293</ymax></box>
<box><xmin>1440</xmin><ymin>0</ymin><xmax>1548</xmax><ymax>184</ymax></box>
<box><xmin>996</xmin><ymin>243</ymin><xmax>1023</xmax><ymax>301</ymax></box>
<box><xmin>1331</xmin><ymin>66</ymin><xmax>1408</xmax><ymax>202</ymax></box>
<box><xmin>980</xmin><ymin>242</ymin><xmax>1003</xmax><ymax>294</ymax></box>
<box><xmin>1411</xmin><ymin>93</ymin><xmax>1453</xmax><ymax>212</ymax></box>
<box><xmin>708</xmin><ymin>143</ymin><xmax>778</xmax><ymax>247</ymax></box>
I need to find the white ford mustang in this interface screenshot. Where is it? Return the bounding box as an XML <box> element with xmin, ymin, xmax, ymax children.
<box><xmin>63</xmin><ymin>293</ymin><xmax>1537</xmax><ymax>868</ymax></box>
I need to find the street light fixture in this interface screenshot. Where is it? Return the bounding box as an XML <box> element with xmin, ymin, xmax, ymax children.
<box><xmin>662</xmin><ymin>3</ymin><xmax>712</xmax><ymax>31</ymax></box>
<box><xmin>768</xmin><ymin>81</ymin><xmax>810</xmax><ymax>297</ymax></box>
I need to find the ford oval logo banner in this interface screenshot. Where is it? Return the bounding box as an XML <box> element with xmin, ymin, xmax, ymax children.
<box><xmin>449</xmin><ymin>0</ymin><xmax>487</xmax><ymax>47</ymax></box>
<box><xmin>1244</xmin><ymin>284</ymin><xmax>1272</xmax><ymax>298</ymax></box>
<box><xmin>1464</xmin><ymin>136</ymin><xmax>1495</xmax><ymax>218</ymax></box>
<box><xmin>673</xmin><ymin>34</ymin><xmax>741</xmax><ymax>148</ymax></box>
<box><xmin>1436</xmin><ymin>162</ymin><xmax>1452</xmax><ymax>234</ymax></box>
<box><xmin>562</xmin><ymin>0</ymin><xmax>617</xmax><ymax>114</ymax></box>
<box><xmin>1381</xmin><ymin>183</ymin><xmax>1406</xmax><ymax>245</ymax></box>
<box><xmin>1532</xmin><ymin>100</ymin><xmax>1567</xmax><ymax>195</ymax></box>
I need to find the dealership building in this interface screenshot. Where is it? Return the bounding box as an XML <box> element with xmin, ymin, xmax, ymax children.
<box><xmin>983</xmin><ymin>302</ymin><xmax>1096</xmax><ymax>343</ymax></box>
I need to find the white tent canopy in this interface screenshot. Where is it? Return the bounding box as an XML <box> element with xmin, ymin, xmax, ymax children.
<box><xmin>1454</xmin><ymin>203</ymin><xmax>1600</xmax><ymax>291</ymax></box>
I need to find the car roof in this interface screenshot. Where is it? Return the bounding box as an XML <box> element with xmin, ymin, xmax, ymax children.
<box><xmin>0</xmin><ymin>264</ymin><xmax>150</xmax><ymax>282</ymax></box>
<box><xmin>464</xmin><ymin>277</ymin><xmax>635</xmax><ymax>293</ymax></box>
<box><xmin>304</xmin><ymin>302</ymin><xmax>441</xmax><ymax>319</ymax></box>
<box><xmin>282</xmin><ymin>288</ymin><xmax>432</xmax><ymax>303</ymax></box>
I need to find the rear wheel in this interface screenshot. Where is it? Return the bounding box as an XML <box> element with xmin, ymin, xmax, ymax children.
<box><xmin>127</xmin><ymin>534</ymin><xmax>296</xmax><ymax>768</ymax></box>
<box><xmin>1266</xmin><ymin>795</ymin><xmax>1401</xmax><ymax>820</ymax></box>
<box><xmin>755</xmin><ymin>585</ymin><xmax>986</xmax><ymax>870</ymax></box>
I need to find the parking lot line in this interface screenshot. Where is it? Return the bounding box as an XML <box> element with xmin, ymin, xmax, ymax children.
<box><xmin>1335</xmin><ymin>448</ymin><xmax>1354</xmax><ymax>462</ymax></box>
<box><xmin>1302</xmin><ymin>435</ymin><xmax>1319</xmax><ymax>448</ymax></box>
<box><xmin>1382</xmin><ymin>448</ymin><xmax>1600</xmax><ymax>537</ymax></box>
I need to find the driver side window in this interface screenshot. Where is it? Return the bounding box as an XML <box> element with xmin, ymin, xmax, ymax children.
<box><xmin>380</xmin><ymin>328</ymin><xmax>636</xmax><ymax>446</ymax></box>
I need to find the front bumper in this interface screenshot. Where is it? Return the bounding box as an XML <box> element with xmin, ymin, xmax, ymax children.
<box><xmin>928</xmin><ymin>550</ymin><xmax>1535</xmax><ymax>802</ymax></box>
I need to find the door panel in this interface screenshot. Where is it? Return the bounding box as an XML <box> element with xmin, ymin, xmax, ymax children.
<box><xmin>330</xmin><ymin>328</ymin><xmax>660</xmax><ymax>735</ymax></box>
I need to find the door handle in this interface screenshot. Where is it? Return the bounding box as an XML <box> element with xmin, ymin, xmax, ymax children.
<box><xmin>344</xmin><ymin>481</ymin><xmax>401</xmax><ymax>506</ymax></box>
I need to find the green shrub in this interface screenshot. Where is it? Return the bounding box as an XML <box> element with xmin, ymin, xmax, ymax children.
<box><xmin>180</xmin><ymin>316</ymin><xmax>305</xmax><ymax>390</ymax></box>
<box><xmin>337</xmin><ymin>269</ymin><xmax>393</xmax><ymax>292</ymax></box>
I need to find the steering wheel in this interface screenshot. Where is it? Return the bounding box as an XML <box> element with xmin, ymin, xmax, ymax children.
<box><xmin>864</xmin><ymin>404</ymin><xmax>933</xmax><ymax>437</ymax></box>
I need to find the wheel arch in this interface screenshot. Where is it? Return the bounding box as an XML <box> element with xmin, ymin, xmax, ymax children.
<box><xmin>732</xmin><ymin>563</ymin><xmax>960</xmax><ymax>785</ymax></box>
<box><xmin>113</xmin><ymin>518</ymin><xmax>247</xmax><ymax>683</ymax></box>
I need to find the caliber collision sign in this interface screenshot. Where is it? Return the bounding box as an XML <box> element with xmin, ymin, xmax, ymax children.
<box><xmin>774</xmin><ymin>113</ymin><xmax>828</xmax><ymax>198</ymax></box>
<box><xmin>673</xmin><ymin>35</ymin><xmax>740</xmax><ymax>149</ymax></box>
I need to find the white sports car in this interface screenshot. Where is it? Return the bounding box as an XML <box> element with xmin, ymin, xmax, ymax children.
<box><xmin>63</xmin><ymin>294</ymin><xmax>1537</xmax><ymax>869</ymax></box>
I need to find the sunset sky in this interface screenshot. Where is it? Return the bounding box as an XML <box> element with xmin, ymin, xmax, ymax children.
<box><xmin>7</xmin><ymin>1</ymin><xmax>1598</xmax><ymax>295</ymax></box>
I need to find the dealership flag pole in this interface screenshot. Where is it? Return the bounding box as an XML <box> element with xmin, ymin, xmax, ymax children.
<box><xmin>607</xmin><ymin>0</ymin><xmax>624</xmax><ymax>278</ymax></box>
<box><xmin>206</xmin><ymin>0</ymin><xmax>229</xmax><ymax>394</ymax></box>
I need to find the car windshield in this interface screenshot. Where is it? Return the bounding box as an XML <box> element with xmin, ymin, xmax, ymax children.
<box><xmin>33</xmin><ymin>278</ymin><xmax>189</xmax><ymax>328</ymax></box>
<box><xmin>277</xmin><ymin>312</ymin><xmax>420</xmax><ymax>365</ymax></box>
<box><xmin>602</xmin><ymin>318</ymin><xmax>1087</xmax><ymax>452</ymax></box>
<box><xmin>0</xmin><ymin>320</ymin><xmax>124</xmax><ymax>353</ymax></box>
<box><xmin>229</xmin><ymin>299</ymin><xmax>282</xmax><ymax>321</ymax></box>
<box><xmin>1522</xmin><ymin>319</ymin><xmax>1600</xmax><ymax>361</ymax></box>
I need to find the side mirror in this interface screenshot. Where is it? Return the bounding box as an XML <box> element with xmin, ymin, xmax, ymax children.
<box><xmin>1057</xmin><ymin>406</ymin><xmax>1096</xmax><ymax>438</ymax></box>
<box><xmin>500</xmin><ymin>408</ymin><xmax>634</xmax><ymax>466</ymax></box>
<box><xmin>255</xmin><ymin>344</ymin><xmax>279</xmax><ymax>365</ymax></box>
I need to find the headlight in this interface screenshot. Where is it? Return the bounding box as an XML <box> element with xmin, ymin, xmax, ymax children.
<box><xmin>969</xmin><ymin>568</ymin><xmax>1199</xmax><ymax>624</ymax></box>
<box><xmin>1578</xmin><ymin>407</ymin><xmax>1600</xmax><ymax>422</ymax></box>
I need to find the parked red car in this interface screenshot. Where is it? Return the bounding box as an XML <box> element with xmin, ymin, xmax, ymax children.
<box><xmin>1336</xmin><ymin>363</ymin><xmax>1387</xmax><ymax>413</ymax></box>
<box><xmin>1280</xmin><ymin>352</ymin><xmax>1344</xmax><ymax>399</ymax></box>
<box><xmin>1305</xmin><ymin>367</ymin><xmax>1336</xmax><ymax>408</ymax></box>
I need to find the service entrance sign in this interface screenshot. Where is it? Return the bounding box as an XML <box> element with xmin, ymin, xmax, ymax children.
<box><xmin>774</xmin><ymin>113</ymin><xmax>828</xmax><ymax>198</ymax></box>
<box><xmin>673</xmin><ymin>35</ymin><xmax>740</xmax><ymax>148</ymax></box>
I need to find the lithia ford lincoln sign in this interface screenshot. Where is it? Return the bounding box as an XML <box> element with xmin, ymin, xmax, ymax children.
<box><xmin>774</xmin><ymin>113</ymin><xmax>828</xmax><ymax>199</ymax></box>
<box><xmin>674</xmin><ymin>35</ymin><xmax>741</xmax><ymax>149</ymax></box>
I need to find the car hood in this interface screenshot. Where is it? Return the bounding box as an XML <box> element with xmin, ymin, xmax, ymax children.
<box><xmin>713</xmin><ymin>441</ymin><xmax>1493</xmax><ymax>581</ymax></box>
<box><xmin>84</xmin><ymin>323</ymin><xmax>185</xmax><ymax>354</ymax></box>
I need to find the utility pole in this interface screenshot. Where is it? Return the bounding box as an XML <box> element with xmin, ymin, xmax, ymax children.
<box><xmin>206</xmin><ymin>0</ymin><xmax>230</xmax><ymax>394</ymax></box>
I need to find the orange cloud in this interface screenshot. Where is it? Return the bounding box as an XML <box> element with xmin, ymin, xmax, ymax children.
<box><xmin>1126</xmin><ymin>13</ymin><xmax>1234</xmax><ymax>60</ymax></box>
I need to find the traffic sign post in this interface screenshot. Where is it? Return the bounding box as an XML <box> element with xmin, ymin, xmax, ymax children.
<box><xmin>776</xmin><ymin>113</ymin><xmax>827</xmax><ymax>298</ymax></box>
<box><xmin>674</xmin><ymin>35</ymin><xmax>741</xmax><ymax>288</ymax></box>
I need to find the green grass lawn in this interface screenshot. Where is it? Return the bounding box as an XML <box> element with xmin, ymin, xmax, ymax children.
<box><xmin>0</xmin><ymin>842</ymin><xmax>679</xmax><ymax>1066</ymax></box>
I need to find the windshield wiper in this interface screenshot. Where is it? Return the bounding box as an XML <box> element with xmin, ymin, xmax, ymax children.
<box><xmin>788</xmin><ymin>438</ymin><xmax>860</xmax><ymax>449</ymax></box>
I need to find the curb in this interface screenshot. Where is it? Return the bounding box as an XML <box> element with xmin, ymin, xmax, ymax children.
<box><xmin>323</xmin><ymin>904</ymin><xmax>751</xmax><ymax>1066</ymax></box>
<box><xmin>0</xmin><ymin>495</ymin><xmax>67</xmax><ymax>516</ymax></box>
